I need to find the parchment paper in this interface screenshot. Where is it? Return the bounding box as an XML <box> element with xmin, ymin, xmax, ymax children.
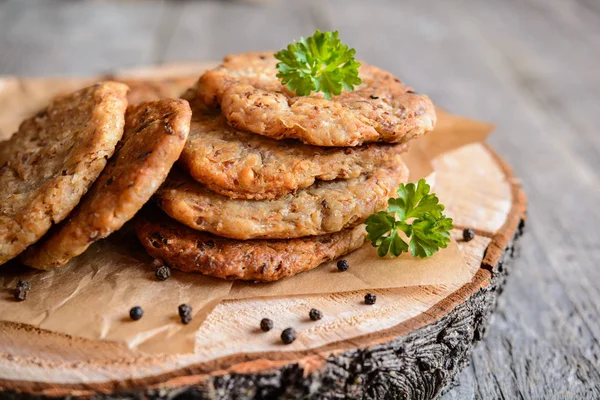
<box><xmin>0</xmin><ymin>75</ymin><xmax>493</xmax><ymax>355</ymax></box>
<box><xmin>228</xmin><ymin>239</ymin><xmax>465</xmax><ymax>299</ymax></box>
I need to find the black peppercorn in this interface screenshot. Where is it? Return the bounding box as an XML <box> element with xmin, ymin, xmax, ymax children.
<box><xmin>179</xmin><ymin>303</ymin><xmax>193</xmax><ymax>324</ymax></box>
<box><xmin>14</xmin><ymin>280</ymin><xmax>30</xmax><ymax>301</ymax></box>
<box><xmin>129</xmin><ymin>306</ymin><xmax>144</xmax><ymax>321</ymax></box>
<box><xmin>155</xmin><ymin>265</ymin><xmax>171</xmax><ymax>281</ymax></box>
<box><xmin>369</xmin><ymin>95</ymin><xmax>379</xmax><ymax>100</ymax></box>
<box><xmin>260</xmin><ymin>318</ymin><xmax>274</xmax><ymax>332</ymax></box>
<box><xmin>281</xmin><ymin>327</ymin><xmax>297</xmax><ymax>344</ymax></box>
<box><xmin>364</xmin><ymin>293</ymin><xmax>377</xmax><ymax>305</ymax></box>
<box><xmin>309</xmin><ymin>308</ymin><xmax>323</xmax><ymax>321</ymax></box>
<box><xmin>463</xmin><ymin>228</ymin><xmax>475</xmax><ymax>242</ymax></box>
<box><xmin>178</xmin><ymin>303</ymin><xmax>192</xmax><ymax>317</ymax></box>
<box><xmin>337</xmin><ymin>259</ymin><xmax>349</xmax><ymax>272</ymax></box>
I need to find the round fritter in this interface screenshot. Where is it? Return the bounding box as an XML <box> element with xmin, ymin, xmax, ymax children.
<box><xmin>0</xmin><ymin>82</ymin><xmax>128</xmax><ymax>265</ymax></box>
<box><xmin>20</xmin><ymin>99</ymin><xmax>191</xmax><ymax>270</ymax></box>
<box><xmin>135</xmin><ymin>209</ymin><xmax>367</xmax><ymax>282</ymax></box>
<box><xmin>197</xmin><ymin>52</ymin><xmax>436</xmax><ymax>147</ymax></box>
<box><xmin>156</xmin><ymin>160</ymin><xmax>408</xmax><ymax>240</ymax></box>
<box><xmin>179</xmin><ymin>107</ymin><xmax>407</xmax><ymax>200</ymax></box>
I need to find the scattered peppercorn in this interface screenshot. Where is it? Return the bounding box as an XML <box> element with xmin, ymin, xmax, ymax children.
<box><xmin>129</xmin><ymin>306</ymin><xmax>144</xmax><ymax>321</ymax></box>
<box><xmin>155</xmin><ymin>265</ymin><xmax>171</xmax><ymax>281</ymax></box>
<box><xmin>281</xmin><ymin>327</ymin><xmax>297</xmax><ymax>344</ymax></box>
<box><xmin>369</xmin><ymin>95</ymin><xmax>379</xmax><ymax>99</ymax></box>
<box><xmin>463</xmin><ymin>228</ymin><xmax>476</xmax><ymax>242</ymax></box>
<box><xmin>364</xmin><ymin>293</ymin><xmax>377</xmax><ymax>305</ymax></box>
<box><xmin>14</xmin><ymin>280</ymin><xmax>30</xmax><ymax>301</ymax></box>
<box><xmin>178</xmin><ymin>303</ymin><xmax>192</xmax><ymax>317</ymax></box>
<box><xmin>178</xmin><ymin>303</ymin><xmax>193</xmax><ymax>324</ymax></box>
<box><xmin>337</xmin><ymin>259</ymin><xmax>349</xmax><ymax>272</ymax></box>
<box><xmin>309</xmin><ymin>308</ymin><xmax>323</xmax><ymax>321</ymax></box>
<box><xmin>260</xmin><ymin>318</ymin><xmax>274</xmax><ymax>332</ymax></box>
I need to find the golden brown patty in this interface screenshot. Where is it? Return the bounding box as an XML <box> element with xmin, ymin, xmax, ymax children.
<box><xmin>0</xmin><ymin>82</ymin><xmax>128</xmax><ymax>265</ymax></box>
<box><xmin>179</xmin><ymin>106</ymin><xmax>407</xmax><ymax>200</ymax></box>
<box><xmin>197</xmin><ymin>52</ymin><xmax>436</xmax><ymax>147</ymax></box>
<box><xmin>20</xmin><ymin>99</ymin><xmax>191</xmax><ymax>270</ymax></box>
<box><xmin>135</xmin><ymin>208</ymin><xmax>367</xmax><ymax>282</ymax></box>
<box><xmin>156</xmin><ymin>160</ymin><xmax>408</xmax><ymax>240</ymax></box>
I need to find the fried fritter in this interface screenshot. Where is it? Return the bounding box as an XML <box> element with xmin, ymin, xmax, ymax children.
<box><xmin>135</xmin><ymin>208</ymin><xmax>367</xmax><ymax>282</ymax></box>
<box><xmin>156</xmin><ymin>160</ymin><xmax>408</xmax><ymax>240</ymax></box>
<box><xmin>197</xmin><ymin>52</ymin><xmax>436</xmax><ymax>147</ymax></box>
<box><xmin>179</xmin><ymin>107</ymin><xmax>407</xmax><ymax>199</ymax></box>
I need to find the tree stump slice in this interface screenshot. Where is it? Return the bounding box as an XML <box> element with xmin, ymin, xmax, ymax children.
<box><xmin>0</xmin><ymin>64</ymin><xmax>527</xmax><ymax>400</ymax></box>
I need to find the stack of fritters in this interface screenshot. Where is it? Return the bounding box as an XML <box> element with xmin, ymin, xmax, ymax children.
<box><xmin>135</xmin><ymin>52</ymin><xmax>436</xmax><ymax>282</ymax></box>
<box><xmin>0</xmin><ymin>52</ymin><xmax>435</xmax><ymax>281</ymax></box>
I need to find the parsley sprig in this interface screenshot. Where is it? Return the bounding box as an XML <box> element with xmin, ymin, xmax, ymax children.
<box><xmin>275</xmin><ymin>30</ymin><xmax>361</xmax><ymax>99</ymax></box>
<box><xmin>366</xmin><ymin>179</ymin><xmax>454</xmax><ymax>258</ymax></box>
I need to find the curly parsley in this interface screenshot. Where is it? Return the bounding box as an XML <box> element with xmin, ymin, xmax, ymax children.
<box><xmin>366</xmin><ymin>179</ymin><xmax>453</xmax><ymax>258</ymax></box>
<box><xmin>274</xmin><ymin>30</ymin><xmax>361</xmax><ymax>99</ymax></box>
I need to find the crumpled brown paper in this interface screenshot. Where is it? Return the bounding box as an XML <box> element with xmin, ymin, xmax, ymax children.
<box><xmin>0</xmin><ymin>229</ymin><xmax>233</xmax><ymax>354</ymax></box>
<box><xmin>0</xmin><ymin>73</ymin><xmax>493</xmax><ymax>355</ymax></box>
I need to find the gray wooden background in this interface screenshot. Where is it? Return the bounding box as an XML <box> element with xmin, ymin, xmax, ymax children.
<box><xmin>1</xmin><ymin>0</ymin><xmax>599</xmax><ymax>398</ymax></box>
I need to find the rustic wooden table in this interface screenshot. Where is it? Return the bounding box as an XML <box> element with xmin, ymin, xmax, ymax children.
<box><xmin>1</xmin><ymin>0</ymin><xmax>599</xmax><ymax>398</ymax></box>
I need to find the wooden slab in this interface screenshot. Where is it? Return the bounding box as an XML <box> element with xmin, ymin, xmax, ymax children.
<box><xmin>0</xmin><ymin>65</ymin><xmax>526</xmax><ymax>399</ymax></box>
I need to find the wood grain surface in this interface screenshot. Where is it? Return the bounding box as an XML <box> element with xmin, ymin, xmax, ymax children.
<box><xmin>0</xmin><ymin>0</ymin><xmax>598</xmax><ymax>398</ymax></box>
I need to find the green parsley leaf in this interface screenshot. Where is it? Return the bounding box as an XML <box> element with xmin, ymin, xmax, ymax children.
<box><xmin>388</xmin><ymin>179</ymin><xmax>444</xmax><ymax>220</ymax></box>
<box><xmin>275</xmin><ymin>30</ymin><xmax>361</xmax><ymax>99</ymax></box>
<box><xmin>410</xmin><ymin>214</ymin><xmax>453</xmax><ymax>258</ymax></box>
<box><xmin>365</xmin><ymin>179</ymin><xmax>453</xmax><ymax>258</ymax></box>
<box><xmin>365</xmin><ymin>212</ymin><xmax>395</xmax><ymax>245</ymax></box>
<box><xmin>389</xmin><ymin>229</ymin><xmax>410</xmax><ymax>257</ymax></box>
